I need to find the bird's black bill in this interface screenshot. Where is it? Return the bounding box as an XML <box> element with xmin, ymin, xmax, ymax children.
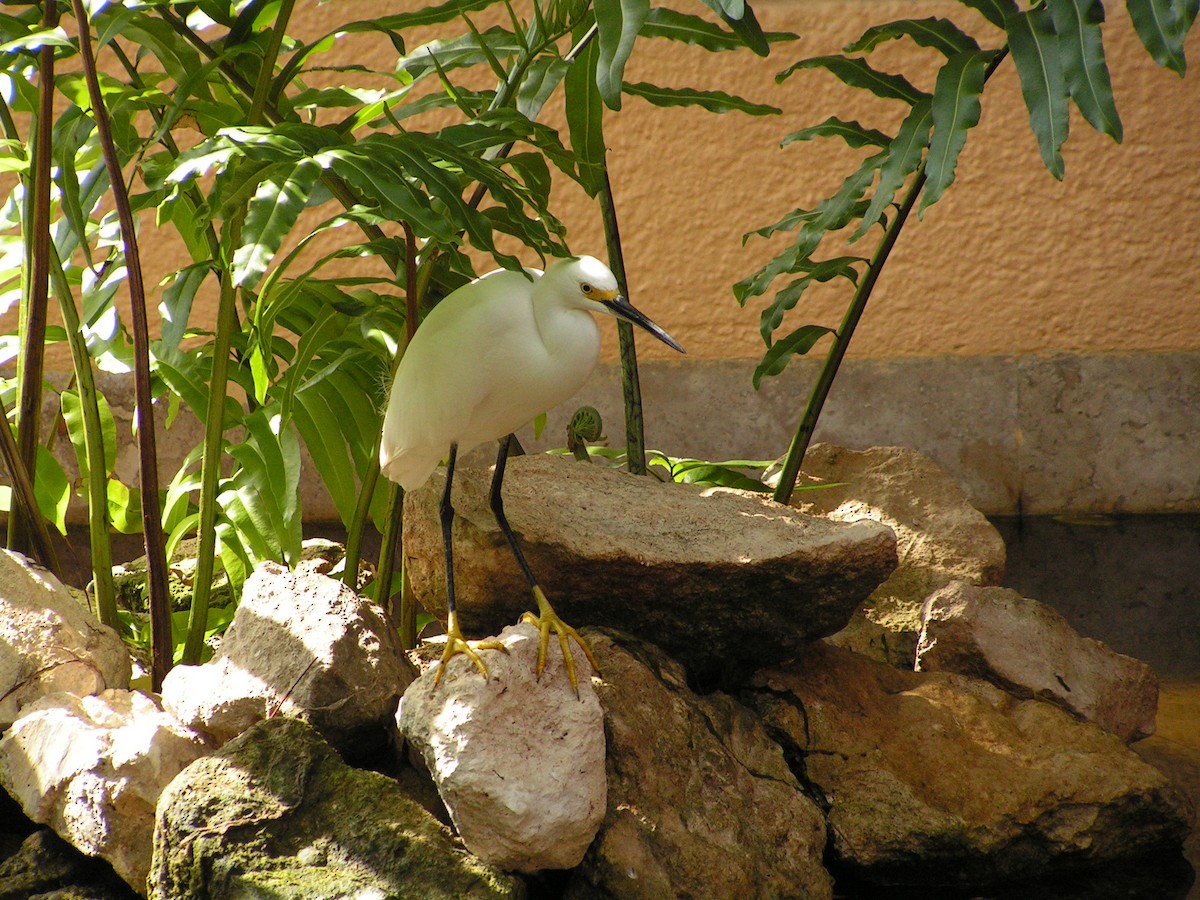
<box><xmin>601</xmin><ymin>295</ymin><xmax>685</xmax><ymax>353</ymax></box>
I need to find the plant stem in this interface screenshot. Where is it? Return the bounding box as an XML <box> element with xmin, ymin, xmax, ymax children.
<box><xmin>598</xmin><ymin>168</ymin><xmax>648</xmax><ymax>475</ymax></box>
<box><xmin>0</xmin><ymin>392</ymin><xmax>60</xmax><ymax>578</ymax></box>
<box><xmin>72</xmin><ymin>0</ymin><xmax>172</xmax><ymax>687</ymax></box>
<box><xmin>49</xmin><ymin>242</ymin><xmax>116</xmax><ymax>624</ymax></box>
<box><xmin>8</xmin><ymin>0</ymin><xmax>57</xmax><ymax>558</ymax></box>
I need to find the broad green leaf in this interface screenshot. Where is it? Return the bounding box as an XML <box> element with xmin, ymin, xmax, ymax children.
<box><xmin>1126</xmin><ymin>0</ymin><xmax>1189</xmax><ymax>75</ymax></box>
<box><xmin>234</xmin><ymin>158</ymin><xmax>322</xmax><ymax>291</ymax></box>
<box><xmin>0</xmin><ymin>25</ymin><xmax>72</xmax><ymax>55</ymax></box>
<box><xmin>33</xmin><ymin>446</ymin><xmax>70</xmax><ymax>536</ymax></box>
<box><xmin>753</xmin><ymin>325</ymin><xmax>836</xmax><ymax>389</ymax></box>
<box><xmin>380</xmin><ymin>0</ymin><xmax>502</xmax><ymax>31</ymax></box>
<box><xmin>595</xmin><ymin>0</ymin><xmax>650</xmax><ymax>110</ymax></box>
<box><xmin>159</xmin><ymin>263</ymin><xmax>210</xmax><ymax>353</ymax></box>
<box><xmin>1048</xmin><ymin>0</ymin><xmax>1123</xmax><ymax>140</ymax></box>
<box><xmin>845</xmin><ymin>17</ymin><xmax>981</xmax><ymax>57</ymax></box>
<box><xmin>778</xmin><ymin>56</ymin><xmax>928</xmax><ymax>105</ymax></box>
<box><xmin>921</xmin><ymin>49</ymin><xmax>988</xmax><ymax>215</ymax></box>
<box><xmin>622</xmin><ymin>81</ymin><xmax>781</xmax><ymax>115</ymax></box>
<box><xmin>61</xmin><ymin>388</ymin><xmax>117</xmax><ymax>482</ymax></box>
<box><xmin>759</xmin><ymin>258</ymin><xmax>863</xmax><ymax>342</ymax></box>
<box><xmin>564</xmin><ymin>28</ymin><xmax>606</xmax><ymax>197</ymax></box>
<box><xmin>397</xmin><ymin>27</ymin><xmax>523</xmax><ymax>81</ymax></box>
<box><xmin>106</xmin><ymin>479</ymin><xmax>142</xmax><ymax>534</ymax></box>
<box><xmin>640</xmin><ymin>8</ymin><xmax>797</xmax><ymax>52</ymax></box>
<box><xmin>517</xmin><ymin>56</ymin><xmax>571</xmax><ymax>120</ymax></box>
<box><xmin>853</xmin><ymin>99</ymin><xmax>933</xmax><ymax>239</ymax></box>
<box><xmin>956</xmin><ymin>0</ymin><xmax>1021</xmax><ymax>29</ymax></box>
<box><xmin>781</xmin><ymin>117</ymin><xmax>892</xmax><ymax>149</ymax></box>
<box><xmin>292</xmin><ymin>389</ymin><xmax>358</xmax><ymax>526</ymax></box>
<box><xmin>1007</xmin><ymin>6</ymin><xmax>1070</xmax><ymax>178</ymax></box>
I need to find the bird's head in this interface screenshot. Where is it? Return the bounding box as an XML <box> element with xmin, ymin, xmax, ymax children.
<box><xmin>546</xmin><ymin>256</ymin><xmax>684</xmax><ymax>353</ymax></box>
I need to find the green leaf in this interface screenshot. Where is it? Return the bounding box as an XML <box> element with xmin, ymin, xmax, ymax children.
<box><xmin>759</xmin><ymin>258</ymin><xmax>863</xmax><ymax>342</ymax></box>
<box><xmin>1007</xmin><ymin>6</ymin><xmax>1070</xmax><ymax>178</ymax></box>
<box><xmin>61</xmin><ymin>388</ymin><xmax>117</xmax><ymax>483</ymax></box>
<box><xmin>517</xmin><ymin>55</ymin><xmax>571</xmax><ymax>120</ymax></box>
<box><xmin>1047</xmin><ymin>0</ymin><xmax>1123</xmax><ymax>140</ymax></box>
<box><xmin>781</xmin><ymin>117</ymin><xmax>892</xmax><ymax>149</ymax></box>
<box><xmin>234</xmin><ymin>158</ymin><xmax>322</xmax><ymax>291</ymax></box>
<box><xmin>778</xmin><ymin>56</ymin><xmax>928</xmax><ymax>104</ymax></box>
<box><xmin>106</xmin><ymin>479</ymin><xmax>142</xmax><ymax>534</ymax></box>
<box><xmin>27</xmin><ymin>446</ymin><xmax>68</xmax><ymax>536</ymax></box>
<box><xmin>845</xmin><ymin>17</ymin><xmax>981</xmax><ymax>57</ymax></box>
<box><xmin>159</xmin><ymin>263</ymin><xmax>211</xmax><ymax>353</ymax></box>
<box><xmin>753</xmin><ymin>325</ymin><xmax>836</xmax><ymax>389</ymax></box>
<box><xmin>622</xmin><ymin>81</ymin><xmax>781</xmax><ymax>115</ymax></box>
<box><xmin>565</xmin><ymin>28</ymin><xmax>606</xmax><ymax>197</ymax></box>
<box><xmin>292</xmin><ymin>388</ymin><xmax>358</xmax><ymax>526</ymax></box>
<box><xmin>854</xmin><ymin>99</ymin><xmax>933</xmax><ymax>239</ymax></box>
<box><xmin>699</xmin><ymin>0</ymin><xmax>771</xmax><ymax>55</ymax></box>
<box><xmin>1126</xmin><ymin>0</ymin><xmax>1189</xmax><ymax>75</ymax></box>
<box><xmin>956</xmin><ymin>0</ymin><xmax>1020</xmax><ymax>29</ymax></box>
<box><xmin>921</xmin><ymin>49</ymin><xmax>988</xmax><ymax>215</ymax></box>
<box><xmin>640</xmin><ymin>8</ymin><xmax>796</xmax><ymax>51</ymax></box>
<box><xmin>595</xmin><ymin>0</ymin><xmax>650</xmax><ymax>110</ymax></box>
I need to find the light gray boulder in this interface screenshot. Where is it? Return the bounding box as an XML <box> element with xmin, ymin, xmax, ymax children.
<box><xmin>748</xmin><ymin>642</ymin><xmax>1192</xmax><ymax>889</ymax></box>
<box><xmin>404</xmin><ymin>453</ymin><xmax>896</xmax><ymax>681</ymax></box>
<box><xmin>565</xmin><ymin>629</ymin><xmax>833</xmax><ymax>900</ymax></box>
<box><xmin>790</xmin><ymin>444</ymin><xmax>1007</xmax><ymax>667</ymax></box>
<box><xmin>160</xmin><ymin>561</ymin><xmax>413</xmax><ymax>757</ymax></box>
<box><xmin>150</xmin><ymin>716</ymin><xmax>524</xmax><ymax>899</ymax></box>
<box><xmin>0</xmin><ymin>688</ymin><xmax>210</xmax><ymax>891</ymax></box>
<box><xmin>916</xmin><ymin>581</ymin><xmax>1159</xmax><ymax>742</ymax></box>
<box><xmin>0</xmin><ymin>549</ymin><xmax>130</xmax><ymax>731</ymax></box>
<box><xmin>400</xmin><ymin>622</ymin><xmax>606</xmax><ymax>873</ymax></box>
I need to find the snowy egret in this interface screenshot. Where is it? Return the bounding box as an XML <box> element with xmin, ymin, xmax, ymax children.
<box><xmin>380</xmin><ymin>255</ymin><xmax>683</xmax><ymax>693</ymax></box>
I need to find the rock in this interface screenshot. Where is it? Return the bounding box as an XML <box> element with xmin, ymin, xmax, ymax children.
<box><xmin>748</xmin><ymin>643</ymin><xmax>1192</xmax><ymax>888</ymax></box>
<box><xmin>150</xmin><ymin>717</ymin><xmax>524</xmax><ymax>899</ymax></box>
<box><xmin>0</xmin><ymin>549</ymin><xmax>131</xmax><ymax>731</ymax></box>
<box><xmin>565</xmin><ymin>629</ymin><xmax>833</xmax><ymax>900</ymax></box>
<box><xmin>400</xmin><ymin>622</ymin><xmax>606</xmax><ymax>872</ymax></box>
<box><xmin>0</xmin><ymin>828</ymin><xmax>139</xmax><ymax>900</ymax></box>
<box><xmin>916</xmin><ymin>582</ymin><xmax>1160</xmax><ymax>742</ymax></box>
<box><xmin>404</xmin><ymin>454</ymin><xmax>896</xmax><ymax>681</ymax></box>
<box><xmin>790</xmin><ymin>444</ymin><xmax>1007</xmax><ymax>667</ymax></box>
<box><xmin>0</xmin><ymin>689</ymin><xmax>210</xmax><ymax>892</ymax></box>
<box><xmin>160</xmin><ymin>561</ymin><xmax>413</xmax><ymax>756</ymax></box>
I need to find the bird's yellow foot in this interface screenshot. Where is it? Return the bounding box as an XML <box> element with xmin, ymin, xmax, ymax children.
<box><xmin>520</xmin><ymin>585</ymin><xmax>599</xmax><ymax>697</ymax></box>
<box><xmin>433</xmin><ymin>610</ymin><xmax>508</xmax><ymax>687</ymax></box>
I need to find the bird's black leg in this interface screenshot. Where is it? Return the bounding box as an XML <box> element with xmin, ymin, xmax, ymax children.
<box><xmin>491</xmin><ymin>433</ymin><xmax>599</xmax><ymax>695</ymax></box>
<box><xmin>434</xmin><ymin>442</ymin><xmax>506</xmax><ymax>686</ymax></box>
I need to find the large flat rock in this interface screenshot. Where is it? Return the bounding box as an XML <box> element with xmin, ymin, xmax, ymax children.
<box><xmin>403</xmin><ymin>454</ymin><xmax>896</xmax><ymax>681</ymax></box>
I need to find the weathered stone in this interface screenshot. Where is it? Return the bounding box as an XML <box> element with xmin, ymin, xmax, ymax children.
<box><xmin>150</xmin><ymin>717</ymin><xmax>524</xmax><ymax>900</ymax></box>
<box><xmin>400</xmin><ymin>622</ymin><xmax>606</xmax><ymax>873</ymax></box>
<box><xmin>748</xmin><ymin>643</ymin><xmax>1192</xmax><ymax>888</ymax></box>
<box><xmin>565</xmin><ymin>629</ymin><xmax>832</xmax><ymax>900</ymax></box>
<box><xmin>916</xmin><ymin>582</ymin><xmax>1159</xmax><ymax>742</ymax></box>
<box><xmin>0</xmin><ymin>689</ymin><xmax>210</xmax><ymax>892</ymax></box>
<box><xmin>404</xmin><ymin>454</ymin><xmax>896</xmax><ymax>681</ymax></box>
<box><xmin>0</xmin><ymin>549</ymin><xmax>130</xmax><ymax>731</ymax></box>
<box><xmin>0</xmin><ymin>828</ymin><xmax>139</xmax><ymax>900</ymax></box>
<box><xmin>791</xmin><ymin>444</ymin><xmax>1007</xmax><ymax>667</ymax></box>
<box><xmin>160</xmin><ymin>561</ymin><xmax>413</xmax><ymax>756</ymax></box>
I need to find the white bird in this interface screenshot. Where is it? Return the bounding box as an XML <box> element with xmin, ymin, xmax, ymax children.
<box><xmin>380</xmin><ymin>255</ymin><xmax>683</xmax><ymax>693</ymax></box>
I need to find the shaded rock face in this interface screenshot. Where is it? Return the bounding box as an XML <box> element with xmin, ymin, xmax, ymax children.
<box><xmin>917</xmin><ymin>582</ymin><xmax>1159</xmax><ymax>743</ymax></box>
<box><xmin>404</xmin><ymin>454</ymin><xmax>896</xmax><ymax>682</ymax></box>
<box><xmin>400</xmin><ymin>623</ymin><xmax>606</xmax><ymax>873</ymax></box>
<box><xmin>794</xmin><ymin>444</ymin><xmax>1007</xmax><ymax>667</ymax></box>
<box><xmin>747</xmin><ymin>643</ymin><xmax>1193</xmax><ymax>889</ymax></box>
<box><xmin>565</xmin><ymin>630</ymin><xmax>833</xmax><ymax>900</ymax></box>
<box><xmin>0</xmin><ymin>549</ymin><xmax>130</xmax><ymax>730</ymax></box>
<box><xmin>0</xmin><ymin>828</ymin><xmax>139</xmax><ymax>900</ymax></box>
<box><xmin>0</xmin><ymin>689</ymin><xmax>210</xmax><ymax>892</ymax></box>
<box><xmin>150</xmin><ymin>717</ymin><xmax>524</xmax><ymax>900</ymax></box>
<box><xmin>161</xmin><ymin>562</ymin><xmax>413</xmax><ymax>757</ymax></box>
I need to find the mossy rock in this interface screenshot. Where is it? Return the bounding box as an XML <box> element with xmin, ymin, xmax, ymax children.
<box><xmin>150</xmin><ymin>717</ymin><xmax>523</xmax><ymax>900</ymax></box>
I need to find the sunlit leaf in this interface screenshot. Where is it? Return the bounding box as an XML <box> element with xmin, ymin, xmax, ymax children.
<box><xmin>61</xmin><ymin>387</ymin><xmax>116</xmax><ymax>482</ymax></box>
<box><xmin>234</xmin><ymin>158</ymin><xmax>321</xmax><ymax>291</ymax></box>
<box><xmin>32</xmin><ymin>446</ymin><xmax>70</xmax><ymax>536</ymax></box>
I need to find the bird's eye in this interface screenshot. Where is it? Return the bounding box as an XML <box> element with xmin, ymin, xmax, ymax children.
<box><xmin>580</xmin><ymin>282</ymin><xmax>593</xmax><ymax>295</ymax></box>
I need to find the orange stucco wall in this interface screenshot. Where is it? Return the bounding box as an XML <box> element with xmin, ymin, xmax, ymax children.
<box><xmin>11</xmin><ymin>2</ymin><xmax>1199</xmax><ymax>368</ymax></box>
